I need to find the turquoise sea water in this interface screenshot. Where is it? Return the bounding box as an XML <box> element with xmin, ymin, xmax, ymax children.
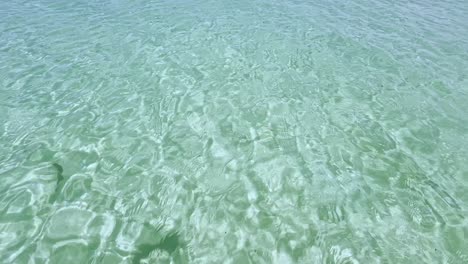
<box><xmin>1</xmin><ymin>0</ymin><xmax>468</xmax><ymax>263</ymax></box>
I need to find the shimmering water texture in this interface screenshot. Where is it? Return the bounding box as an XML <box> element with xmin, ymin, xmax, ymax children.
<box><xmin>1</xmin><ymin>0</ymin><xmax>468</xmax><ymax>263</ymax></box>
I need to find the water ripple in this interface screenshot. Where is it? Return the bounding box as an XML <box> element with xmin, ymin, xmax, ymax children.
<box><xmin>1</xmin><ymin>0</ymin><xmax>468</xmax><ymax>263</ymax></box>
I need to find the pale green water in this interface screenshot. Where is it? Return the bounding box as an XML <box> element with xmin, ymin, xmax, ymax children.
<box><xmin>1</xmin><ymin>0</ymin><xmax>468</xmax><ymax>263</ymax></box>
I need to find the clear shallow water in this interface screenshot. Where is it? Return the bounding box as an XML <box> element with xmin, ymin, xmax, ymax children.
<box><xmin>1</xmin><ymin>0</ymin><xmax>468</xmax><ymax>263</ymax></box>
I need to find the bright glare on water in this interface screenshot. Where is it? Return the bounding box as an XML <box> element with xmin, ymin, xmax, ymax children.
<box><xmin>1</xmin><ymin>0</ymin><xmax>468</xmax><ymax>263</ymax></box>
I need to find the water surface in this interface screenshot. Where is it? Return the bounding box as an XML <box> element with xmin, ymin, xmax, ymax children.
<box><xmin>1</xmin><ymin>0</ymin><xmax>468</xmax><ymax>263</ymax></box>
